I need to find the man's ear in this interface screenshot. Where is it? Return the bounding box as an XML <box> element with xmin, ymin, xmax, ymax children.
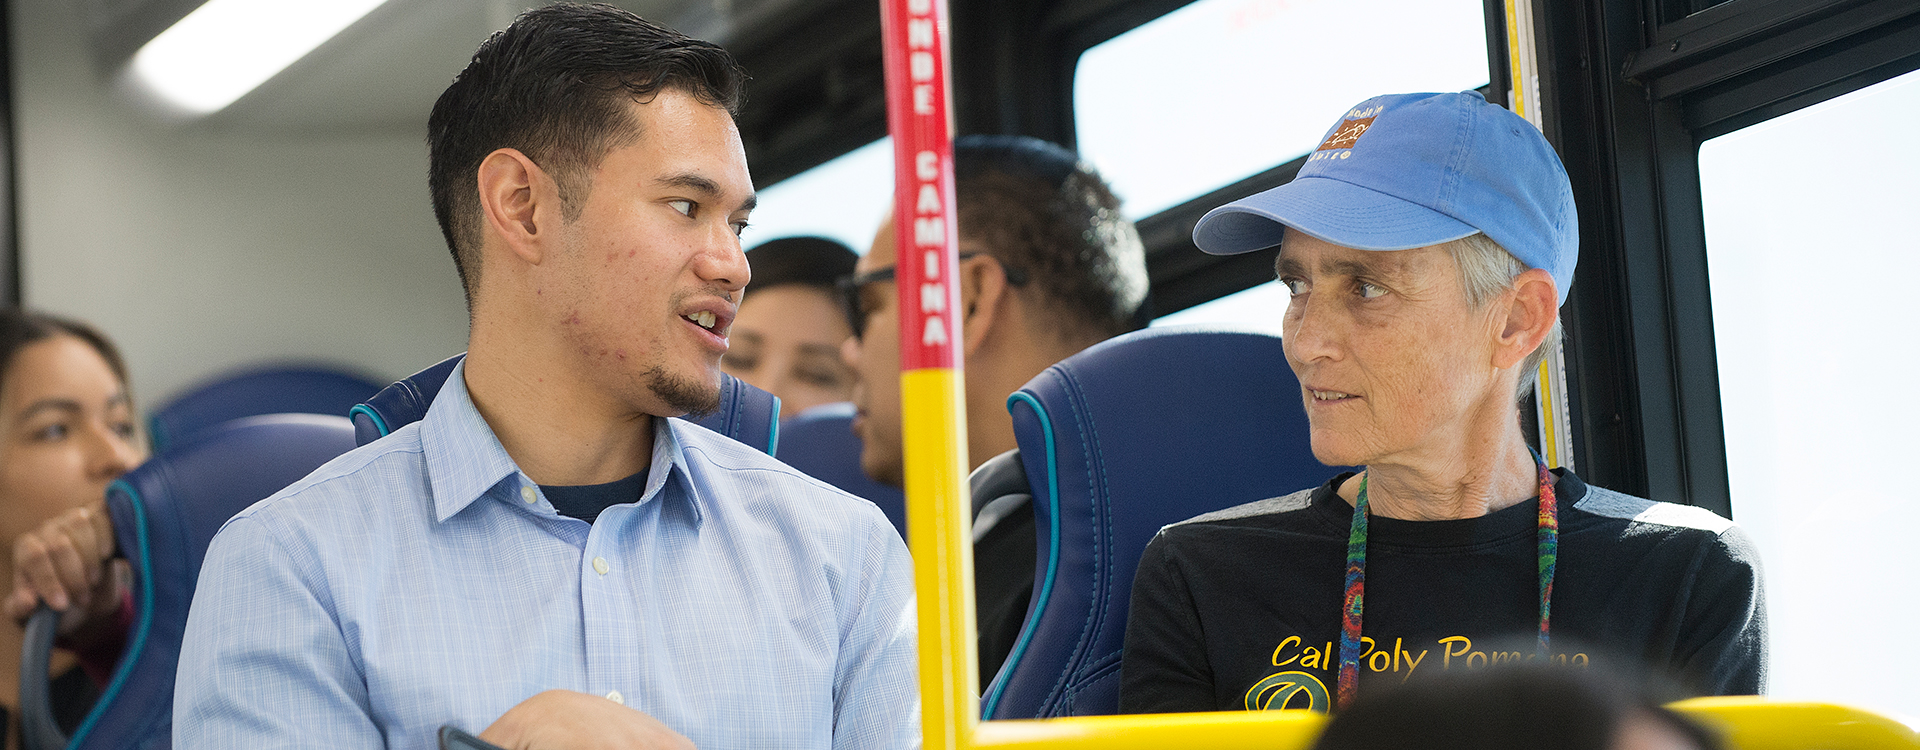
<box><xmin>1492</xmin><ymin>267</ymin><xmax>1558</xmax><ymax>369</ymax></box>
<box><xmin>957</xmin><ymin>252</ymin><xmax>1012</xmax><ymax>357</ymax></box>
<box><xmin>476</xmin><ymin>148</ymin><xmax>561</xmax><ymax>267</ymax></box>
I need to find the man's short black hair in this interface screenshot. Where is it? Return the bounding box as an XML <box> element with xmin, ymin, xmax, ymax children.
<box><xmin>954</xmin><ymin>135</ymin><xmax>1149</xmax><ymax>342</ymax></box>
<box><xmin>427</xmin><ymin>2</ymin><xmax>746</xmax><ymax>305</ymax></box>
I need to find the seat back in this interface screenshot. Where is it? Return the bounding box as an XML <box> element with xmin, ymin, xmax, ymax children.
<box><xmin>776</xmin><ymin>403</ymin><xmax>907</xmax><ymax>538</ymax></box>
<box><xmin>982</xmin><ymin>327</ymin><xmax>1337</xmax><ymax>719</ymax></box>
<box><xmin>73</xmin><ymin>413</ymin><xmax>359</xmax><ymax>749</ymax></box>
<box><xmin>350</xmin><ymin>354</ymin><xmax>782</xmax><ymax>454</ymax></box>
<box><xmin>148</xmin><ymin>366</ymin><xmax>382</xmax><ymax>453</ymax></box>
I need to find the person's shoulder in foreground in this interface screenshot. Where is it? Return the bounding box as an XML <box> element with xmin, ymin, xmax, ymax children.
<box><xmin>175</xmin><ymin>364</ymin><xmax>919</xmax><ymax>748</ymax></box>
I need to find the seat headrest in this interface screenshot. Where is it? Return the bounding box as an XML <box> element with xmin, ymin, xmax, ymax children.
<box><xmin>77</xmin><ymin>413</ymin><xmax>358</xmax><ymax>748</ymax></box>
<box><xmin>148</xmin><ymin>366</ymin><xmax>381</xmax><ymax>453</ymax></box>
<box><xmin>985</xmin><ymin>326</ymin><xmax>1336</xmax><ymax>719</ymax></box>
<box><xmin>349</xmin><ymin>354</ymin><xmax>464</xmax><ymax>446</ymax></box>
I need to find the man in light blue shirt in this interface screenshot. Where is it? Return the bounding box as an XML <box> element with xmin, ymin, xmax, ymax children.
<box><xmin>174</xmin><ymin>5</ymin><xmax>919</xmax><ymax>748</ymax></box>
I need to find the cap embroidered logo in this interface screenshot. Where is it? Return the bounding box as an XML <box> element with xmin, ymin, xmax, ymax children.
<box><xmin>1316</xmin><ymin>117</ymin><xmax>1375</xmax><ymax>151</ymax></box>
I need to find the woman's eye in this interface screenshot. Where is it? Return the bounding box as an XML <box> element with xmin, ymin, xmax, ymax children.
<box><xmin>1358</xmin><ymin>282</ymin><xmax>1387</xmax><ymax>299</ymax></box>
<box><xmin>668</xmin><ymin>199</ymin><xmax>696</xmax><ymax>217</ymax></box>
<box><xmin>34</xmin><ymin>423</ymin><xmax>68</xmax><ymax>442</ymax></box>
<box><xmin>1280</xmin><ymin>278</ymin><xmax>1307</xmax><ymax>295</ymax></box>
<box><xmin>114</xmin><ymin>422</ymin><xmax>137</xmax><ymax>439</ymax></box>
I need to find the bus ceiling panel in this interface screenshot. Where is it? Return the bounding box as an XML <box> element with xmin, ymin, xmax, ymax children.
<box><xmin>84</xmin><ymin>0</ymin><xmax>204</xmax><ymax>72</ymax></box>
<box><xmin>731</xmin><ymin>0</ymin><xmax>890</xmax><ymax>189</ymax></box>
<box><xmin>1623</xmin><ymin>0</ymin><xmax>1920</xmax><ymax>101</ymax></box>
<box><xmin>102</xmin><ymin>0</ymin><xmax>824</xmax><ymax>133</ymax></box>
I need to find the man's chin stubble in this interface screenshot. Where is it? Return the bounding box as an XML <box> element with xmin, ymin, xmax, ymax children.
<box><xmin>644</xmin><ymin>364</ymin><xmax>722</xmax><ymax>418</ymax></box>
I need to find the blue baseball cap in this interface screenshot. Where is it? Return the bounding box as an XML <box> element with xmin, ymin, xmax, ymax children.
<box><xmin>1192</xmin><ymin>91</ymin><xmax>1579</xmax><ymax>304</ymax></box>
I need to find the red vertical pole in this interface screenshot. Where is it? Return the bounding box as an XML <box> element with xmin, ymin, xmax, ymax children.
<box><xmin>880</xmin><ymin>0</ymin><xmax>975</xmax><ymax>745</ymax></box>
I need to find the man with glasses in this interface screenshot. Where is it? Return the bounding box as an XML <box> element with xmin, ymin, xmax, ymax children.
<box><xmin>841</xmin><ymin>134</ymin><xmax>1149</xmax><ymax>684</ymax></box>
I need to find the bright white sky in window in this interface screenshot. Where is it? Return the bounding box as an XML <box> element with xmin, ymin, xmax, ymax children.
<box><xmin>1699</xmin><ymin>67</ymin><xmax>1920</xmax><ymax>721</ymax></box>
<box><xmin>745</xmin><ymin>138</ymin><xmax>894</xmax><ymax>255</ymax></box>
<box><xmin>1076</xmin><ymin>0</ymin><xmax>1492</xmax><ymax>219</ymax></box>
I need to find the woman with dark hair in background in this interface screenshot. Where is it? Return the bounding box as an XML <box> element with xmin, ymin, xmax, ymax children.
<box><xmin>723</xmin><ymin>236</ymin><xmax>860</xmax><ymax>416</ymax></box>
<box><xmin>0</xmin><ymin>309</ymin><xmax>144</xmax><ymax>746</ymax></box>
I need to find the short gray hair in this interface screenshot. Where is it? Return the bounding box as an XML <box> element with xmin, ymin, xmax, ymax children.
<box><xmin>1443</xmin><ymin>233</ymin><xmax>1563</xmax><ymax>401</ymax></box>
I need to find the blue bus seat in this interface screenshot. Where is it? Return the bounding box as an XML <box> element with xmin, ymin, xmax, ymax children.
<box><xmin>63</xmin><ymin>413</ymin><xmax>358</xmax><ymax>749</ymax></box>
<box><xmin>776</xmin><ymin>402</ymin><xmax>907</xmax><ymax>538</ymax></box>
<box><xmin>350</xmin><ymin>354</ymin><xmax>782</xmax><ymax>455</ymax></box>
<box><xmin>146</xmin><ymin>365</ymin><xmax>381</xmax><ymax>453</ymax></box>
<box><xmin>981</xmin><ymin>327</ymin><xmax>1335</xmax><ymax>720</ymax></box>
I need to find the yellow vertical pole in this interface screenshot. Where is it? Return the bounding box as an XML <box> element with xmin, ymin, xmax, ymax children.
<box><xmin>1506</xmin><ymin>0</ymin><xmax>1576</xmax><ymax>471</ymax></box>
<box><xmin>878</xmin><ymin>0</ymin><xmax>978</xmax><ymax>746</ymax></box>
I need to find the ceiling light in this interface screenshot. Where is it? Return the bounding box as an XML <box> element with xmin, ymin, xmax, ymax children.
<box><xmin>130</xmin><ymin>0</ymin><xmax>391</xmax><ymax>115</ymax></box>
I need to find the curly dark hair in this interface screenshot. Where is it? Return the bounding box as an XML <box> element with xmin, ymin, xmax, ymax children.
<box><xmin>953</xmin><ymin>135</ymin><xmax>1149</xmax><ymax>343</ymax></box>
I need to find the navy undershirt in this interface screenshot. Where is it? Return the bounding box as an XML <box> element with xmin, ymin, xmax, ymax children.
<box><xmin>540</xmin><ymin>469</ymin><xmax>649</xmax><ymax>524</ymax></box>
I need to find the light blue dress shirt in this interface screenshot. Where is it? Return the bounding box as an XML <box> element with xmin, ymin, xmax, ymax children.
<box><xmin>175</xmin><ymin>364</ymin><xmax>920</xmax><ymax>748</ymax></box>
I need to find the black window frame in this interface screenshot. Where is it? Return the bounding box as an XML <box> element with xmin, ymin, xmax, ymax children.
<box><xmin>1538</xmin><ymin>0</ymin><xmax>1920</xmax><ymax>514</ymax></box>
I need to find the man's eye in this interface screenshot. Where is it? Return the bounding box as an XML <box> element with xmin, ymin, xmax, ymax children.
<box><xmin>114</xmin><ymin>422</ymin><xmax>136</xmax><ymax>439</ymax></box>
<box><xmin>668</xmin><ymin>200</ymin><xmax>695</xmax><ymax>217</ymax></box>
<box><xmin>731</xmin><ymin>220</ymin><xmax>750</xmax><ymax>238</ymax></box>
<box><xmin>1358</xmin><ymin>282</ymin><xmax>1387</xmax><ymax>299</ymax></box>
<box><xmin>1281</xmin><ymin>278</ymin><xmax>1307</xmax><ymax>295</ymax></box>
<box><xmin>34</xmin><ymin>423</ymin><xmax>68</xmax><ymax>442</ymax></box>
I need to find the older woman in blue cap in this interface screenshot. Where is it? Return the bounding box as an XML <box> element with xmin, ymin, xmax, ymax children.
<box><xmin>1119</xmin><ymin>92</ymin><xmax>1764</xmax><ymax>715</ymax></box>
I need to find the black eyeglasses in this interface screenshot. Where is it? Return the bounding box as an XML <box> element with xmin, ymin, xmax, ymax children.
<box><xmin>835</xmin><ymin>252</ymin><xmax>1029</xmax><ymax>339</ymax></box>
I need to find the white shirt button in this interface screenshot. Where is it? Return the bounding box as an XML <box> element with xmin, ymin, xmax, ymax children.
<box><xmin>593</xmin><ymin>557</ymin><xmax>610</xmax><ymax>576</ymax></box>
<box><xmin>606</xmin><ymin>690</ymin><xmax>624</xmax><ymax>705</ymax></box>
<box><xmin>520</xmin><ymin>486</ymin><xmax>537</xmax><ymax>504</ymax></box>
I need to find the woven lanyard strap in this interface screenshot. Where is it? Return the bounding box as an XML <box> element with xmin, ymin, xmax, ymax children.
<box><xmin>1335</xmin><ymin>453</ymin><xmax>1559</xmax><ymax>710</ymax></box>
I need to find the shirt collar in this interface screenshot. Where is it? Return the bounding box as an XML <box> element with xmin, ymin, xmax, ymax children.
<box><xmin>421</xmin><ymin>361</ymin><xmax>703</xmax><ymax>525</ymax></box>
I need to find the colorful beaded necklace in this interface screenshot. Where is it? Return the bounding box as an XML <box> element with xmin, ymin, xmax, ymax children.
<box><xmin>1335</xmin><ymin>449</ymin><xmax>1559</xmax><ymax>710</ymax></box>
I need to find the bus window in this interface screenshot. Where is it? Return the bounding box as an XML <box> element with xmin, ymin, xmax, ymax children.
<box><xmin>1698</xmin><ymin>67</ymin><xmax>1920</xmax><ymax>719</ymax></box>
<box><xmin>746</xmin><ymin>138</ymin><xmax>894</xmax><ymax>253</ymax></box>
<box><xmin>1149</xmin><ymin>279</ymin><xmax>1287</xmax><ymax>335</ymax></box>
<box><xmin>1074</xmin><ymin>0</ymin><xmax>1491</xmax><ymax>221</ymax></box>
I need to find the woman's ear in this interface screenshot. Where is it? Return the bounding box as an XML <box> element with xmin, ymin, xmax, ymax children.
<box><xmin>476</xmin><ymin>148</ymin><xmax>561</xmax><ymax>266</ymax></box>
<box><xmin>957</xmin><ymin>253</ymin><xmax>1011</xmax><ymax>357</ymax></box>
<box><xmin>1492</xmin><ymin>268</ymin><xmax>1558</xmax><ymax>370</ymax></box>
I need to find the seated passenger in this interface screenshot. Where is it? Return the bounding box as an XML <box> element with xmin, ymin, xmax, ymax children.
<box><xmin>722</xmin><ymin>236</ymin><xmax>859</xmax><ymax>415</ymax></box>
<box><xmin>1120</xmin><ymin>92</ymin><xmax>1763</xmax><ymax>714</ymax></box>
<box><xmin>841</xmin><ymin>134</ymin><xmax>1148</xmax><ymax>683</ymax></box>
<box><xmin>173</xmin><ymin>6</ymin><xmax>916</xmax><ymax>747</ymax></box>
<box><xmin>0</xmin><ymin>310</ymin><xmax>144</xmax><ymax>737</ymax></box>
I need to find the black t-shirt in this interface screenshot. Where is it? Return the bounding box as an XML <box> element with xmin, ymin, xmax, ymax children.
<box><xmin>1119</xmin><ymin>470</ymin><xmax>1765</xmax><ymax>714</ymax></box>
<box><xmin>541</xmin><ymin>469</ymin><xmax>649</xmax><ymax>524</ymax></box>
